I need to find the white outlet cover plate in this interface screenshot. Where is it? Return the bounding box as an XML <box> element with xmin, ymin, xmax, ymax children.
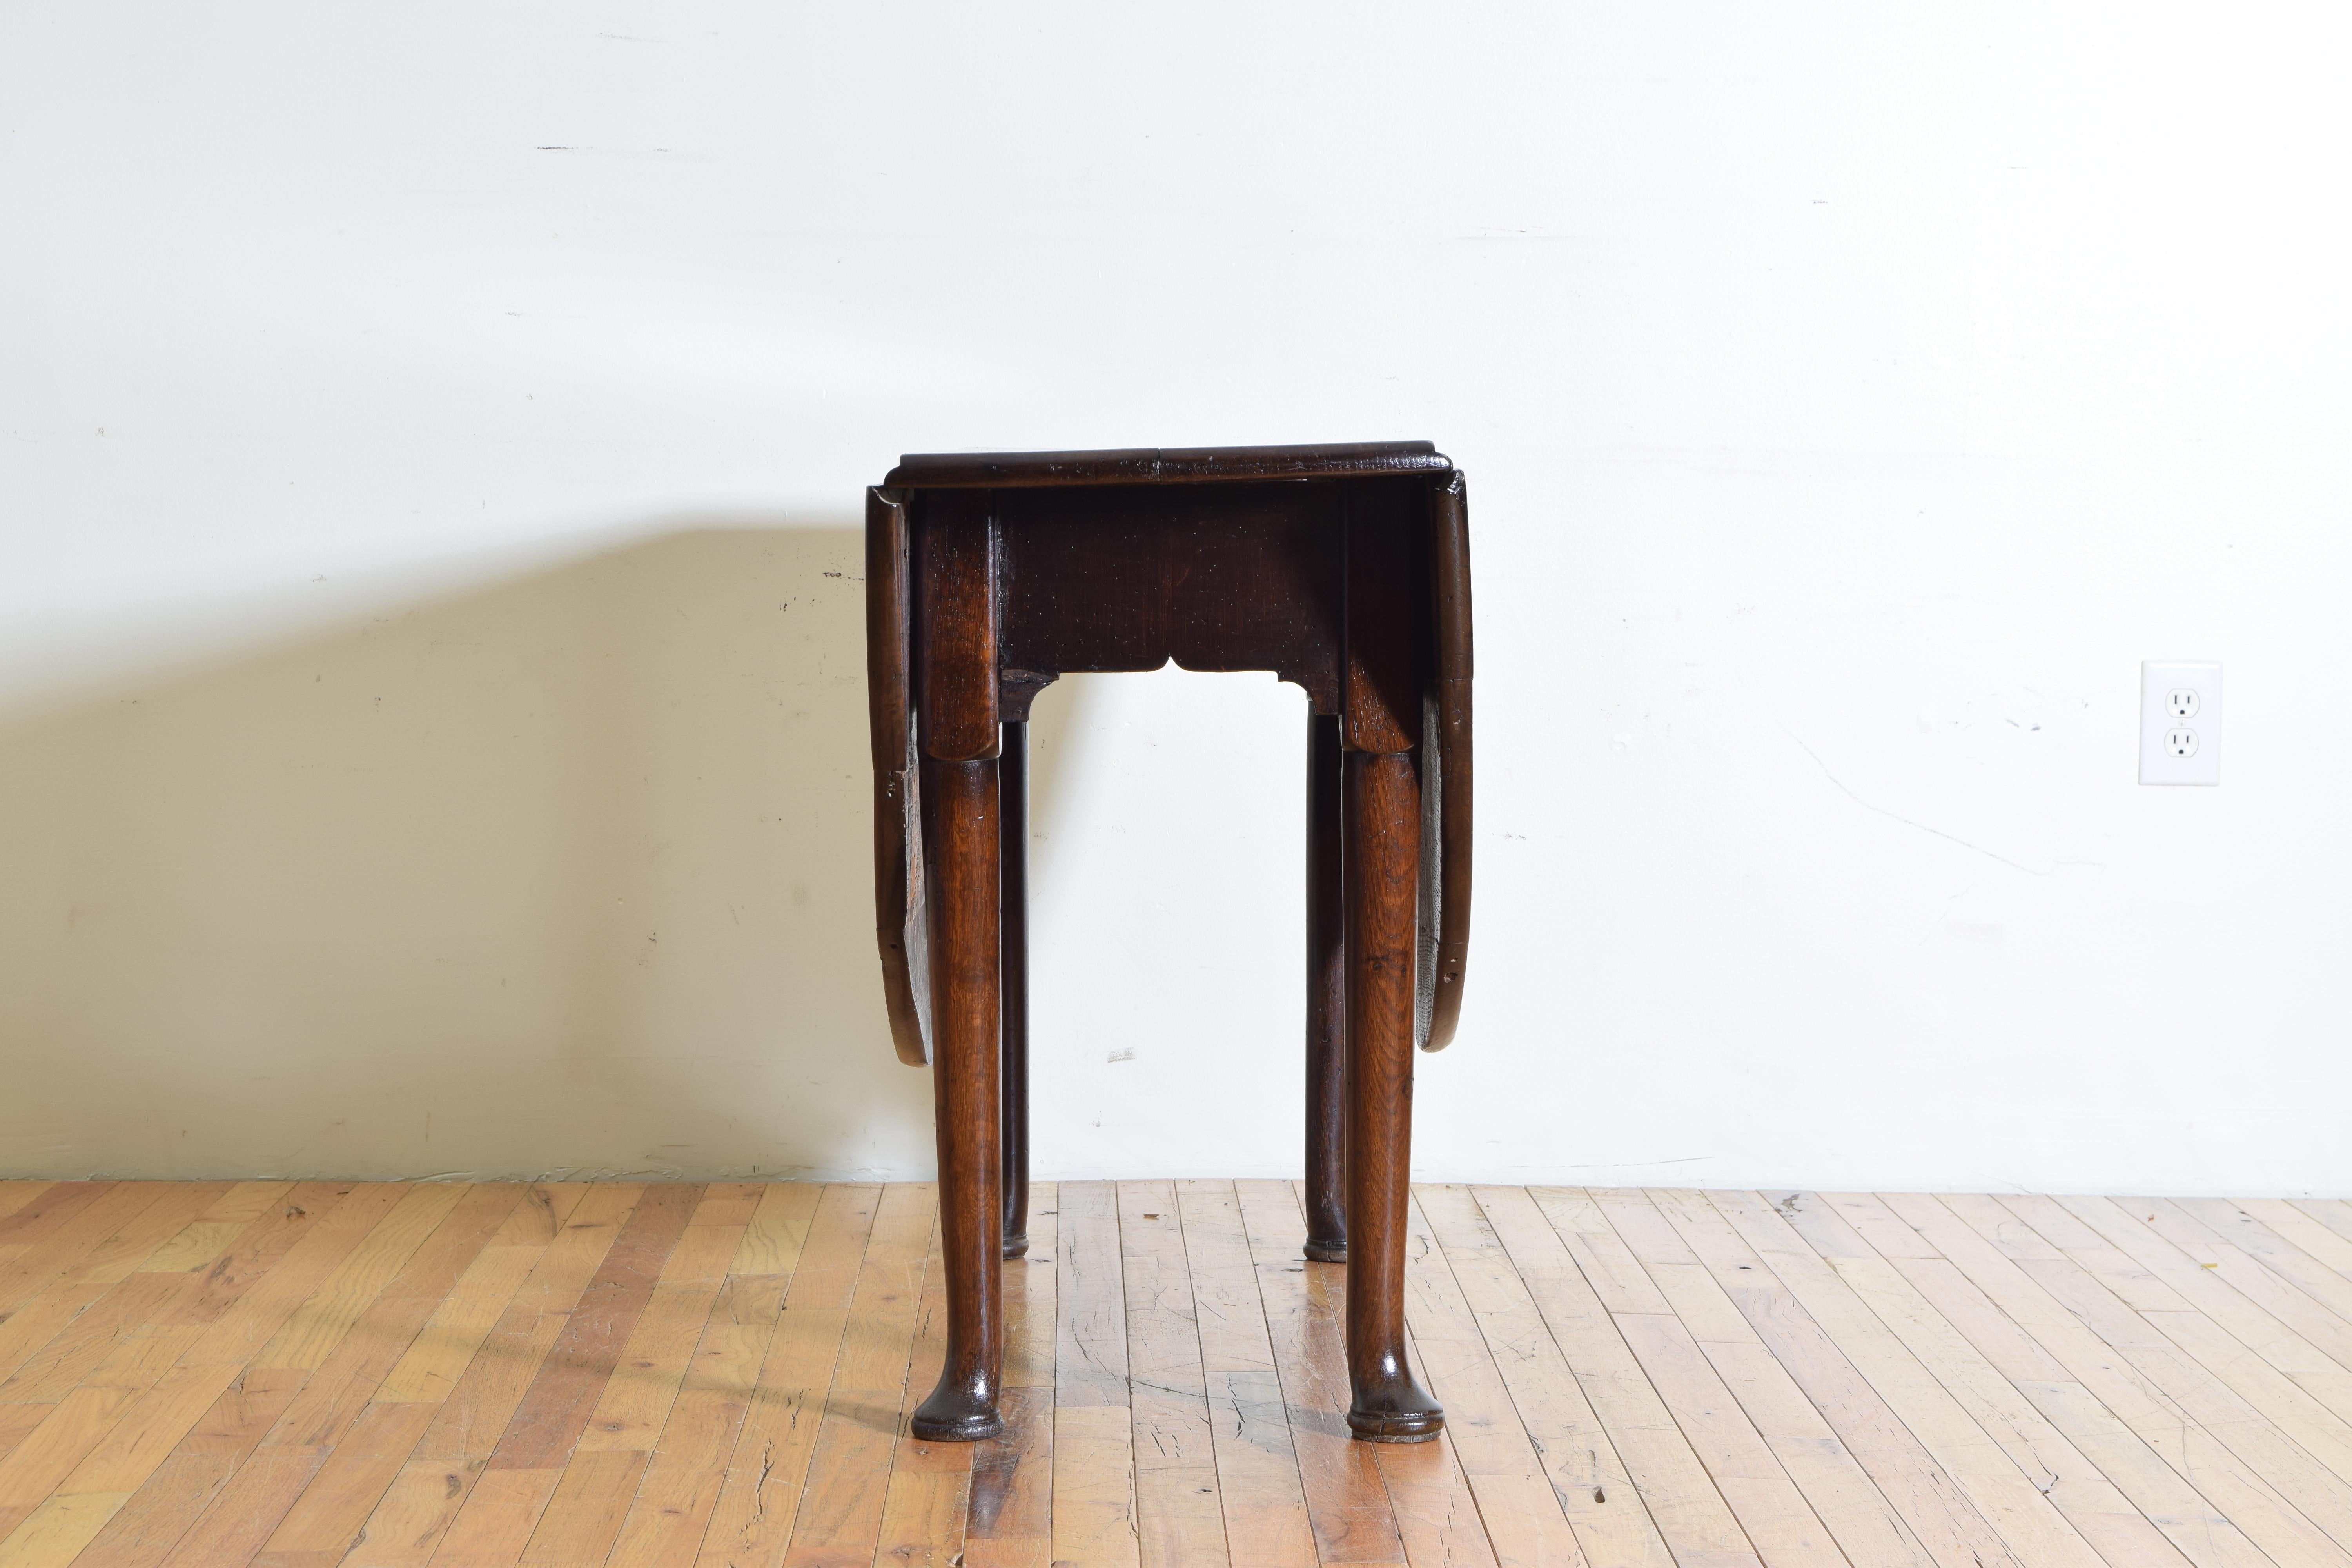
<box><xmin>2140</xmin><ymin>660</ymin><xmax>2221</xmax><ymax>785</ymax></box>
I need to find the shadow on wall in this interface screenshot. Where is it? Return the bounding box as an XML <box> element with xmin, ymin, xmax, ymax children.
<box><xmin>0</xmin><ymin>521</ymin><xmax>1090</xmax><ymax>1181</ymax></box>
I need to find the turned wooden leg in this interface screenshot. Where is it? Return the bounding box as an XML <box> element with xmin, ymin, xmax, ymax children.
<box><xmin>913</xmin><ymin>757</ymin><xmax>1005</xmax><ymax>1442</ymax></box>
<box><xmin>999</xmin><ymin>720</ymin><xmax>1031</xmax><ymax>1261</ymax></box>
<box><xmin>1342</xmin><ymin>750</ymin><xmax>1442</xmax><ymax>1442</ymax></box>
<box><xmin>1304</xmin><ymin>712</ymin><xmax>1347</xmax><ymax>1263</ymax></box>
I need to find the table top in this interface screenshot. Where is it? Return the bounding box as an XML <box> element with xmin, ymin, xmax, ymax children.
<box><xmin>884</xmin><ymin>441</ymin><xmax>1451</xmax><ymax>489</ymax></box>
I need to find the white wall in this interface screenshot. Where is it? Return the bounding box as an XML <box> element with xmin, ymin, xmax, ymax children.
<box><xmin>5</xmin><ymin>3</ymin><xmax>2350</xmax><ymax>1192</ymax></box>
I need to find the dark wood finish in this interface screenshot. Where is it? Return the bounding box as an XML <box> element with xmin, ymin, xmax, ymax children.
<box><xmin>866</xmin><ymin>487</ymin><xmax>930</xmax><ymax>1067</ymax></box>
<box><xmin>1339</xmin><ymin>479</ymin><xmax>1423</xmax><ymax>755</ymax></box>
<box><xmin>999</xmin><ymin>721</ymin><xmax>1031</xmax><ymax>1261</ymax></box>
<box><xmin>911</xmin><ymin>492</ymin><xmax>1009</xmax><ymax>1441</ymax></box>
<box><xmin>1341</xmin><ymin>753</ymin><xmax>1442</xmax><ymax>1441</ymax></box>
<box><xmin>911</xmin><ymin>759</ymin><xmax>1004</xmax><ymax>1442</ymax></box>
<box><xmin>996</xmin><ymin>481</ymin><xmax>1347</xmax><ymax>718</ymax></box>
<box><xmin>916</xmin><ymin>490</ymin><xmax>1002</xmax><ymax>763</ymax></box>
<box><xmin>1421</xmin><ymin>470</ymin><xmax>1474</xmax><ymax>1052</ymax></box>
<box><xmin>1304</xmin><ymin>713</ymin><xmax>1347</xmax><ymax>1263</ymax></box>
<box><xmin>865</xmin><ymin>442</ymin><xmax>1473</xmax><ymax>1443</ymax></box>
<box><xmin>886</xmin><ymin>440</ymin><xmax>1450</xmax><ymax>490</ymax></box>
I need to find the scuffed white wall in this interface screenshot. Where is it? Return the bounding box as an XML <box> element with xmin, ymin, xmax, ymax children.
<box><xmin>3</xmin><ymin>3</ymin><xmax>2349</xmax><ymax>1191</ymax></box>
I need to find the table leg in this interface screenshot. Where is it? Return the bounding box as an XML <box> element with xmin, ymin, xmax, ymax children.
<box><xmin>1342</xmin><ymin>749</ymin><xmax>1443</xmax><ymax>1442</ymax></box>
<box><xmin>1305</xmin><ymin>712</ymin><xmax>1347</xmax><ymax>1262</ymax></box>
<box><xmin>999</xmin><ymin>720</ymin><xmax>1031</xmax><ymax>1260</ymax></box>
<box><xmin>913</xmin><ymin>755</ymin><xmax>1006</xmax><ymax>1442</ymax></box>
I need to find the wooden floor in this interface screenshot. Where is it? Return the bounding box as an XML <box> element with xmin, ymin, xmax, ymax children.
<box><xmin>0</xmin><ymin>1185</ymin><xmax>2350</xmax><ymax>1566</ymax></box>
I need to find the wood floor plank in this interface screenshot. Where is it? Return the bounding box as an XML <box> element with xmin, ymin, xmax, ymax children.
<box><xmin>131</xmin><ymin>1184</ymin><xmax>295</xmax><ymax>1281</ymax></box>
<box><xmin>0</xmin><ymin>1338</ymin><xmax>245</xmax><ymax>1551</ymax></box>
<box><xmin>1993</xmin><ymin>1197</ymin><xmax>2352</xmax><ymax>1497</ymax></box>
<box><xmin>425</xmin><ymin>1466</ymin><xmax>559</xmax><ymax>1568</ymax></box>
<box><xmin>0</xmin><ymin>1408</ymin><xmax>52</xmax><ymax>1471</ymax></box>
<box><xmin>1250</xmin><ymin>1180</ymin><xmax>1496</xmax><ymax>1568</ymax></box>
<box><xmin>1119</xmin><ymin>1180</ymin><xmax>1226</xmax><ymax>1568</ymax></box>
<box><xmin>1821</xmin><ymin>1192</ymin><xmax>2276</xmax><ymax>1568</ymax></box>
<box><xmin>69</xmin><ymin>1187</ymin><xmax>238</xmax><ymax>1290</ymax></box>
<box><xmin>0</xmin><ymin>1488</ymin><xmax>129</xmax><ymax>1566</ymax></box>
<box><xmin>1549</xmin><ymin>1190</ymin><xmax>1842</xmax><ymax>1568</ymax></box>
<box><xmin>70</xmin><ymin>1190</ymin><xmax>576</xmax><ymax>1568</ymax></box>
<box><xmin>264</xmin><ymin>1183</ymin><xmax>526</xmax><ymax>1451</ymax></box>
<box><xmin>1980</xmin><ymin>1194</ymin><xmax>2352</xmax><ymax>1539</ymax></box>
<box><xmin>966</xmin><ymin>1388</ymin><xmax>1052</xmax><ymax>1568</ymax></box>
<box><xmin>182</xmin><ymin>1184</ymin><xmax>415</xmax><ymax>1368</ymax></box>
<box><xmin>70</xmin><ymin>1367</ymin><xmax>308</xmax><ymax>1568</ymax></box>
<box><xmin>1780</xmin><ymin>1194</ymin><xmax>2195</xmax><ymax>1568</ymax></box>
<box><xmin>2066</xmin><ymin>1195</ymin><xmax>2352</xmax><ymax>1446</ymax></box>
<box><xmin>776</xmin><ymin>1181</ymin><xmax>934</xmax><ymax>1568</ymax></box>
<box><xmin>250</xmin><ymin>1185</ymin><xmax>474</xmax><ymax>1374</ymax></box>
<box><xmin>155</xmin><ymin>1441</ymin><xmax>328</xmax><ymax>1567</ymax></box>
<box><xmin>0</xmin><ymin>1186</ymin><xmax>149</xmax><ymax>1312</ymax></box>
<box><xmin>0</xmin><ymin>1185</ymin><xmax>112</xmax><ymax>1248</ymax></box>
<box><xmin>0</xmin><ymin>1386</ymin><xmax>141</xmax><ymax>1513</ymax></box>
<box><xmin>1431</xmin><ymin>1186</ymin><xmax>1677</xmax><ymax>1568</ymax></box>
<box><xmin>871</xmin><ymin>1207</ymin><xmax>970</xmax><ymax>1568</ymax></box>
<box><xmin>691</xmin><ymin>1184</ymin><xmax>880</xmax><ymax>1568</ymax></box>
<box><xmin>2175</xmin><ymin>1198</ymin><xmax>2352</xmax><ymax>1324</ymax></box>
<box><xmin>966</xmin><ymin>1181</ymin><xmax>1057</xmax><ymax>1568</ymax></box>
<box><xmin>1232</xmin><ymin>1178</ymin><xmax>1406</xmax><ymax>1568</ymax></box>
<box><xmin>2290</xmin><ymin>1202</ymin><xmax>2352</xmax><ymax>1251</ymax></box>
<box><xmin>731</xmin><ymin>1183</ymin><xmax>824</xmax><ymax>1279</ymax></box>
<box><xmin>0</xmin><ymin>1273</ymin><xmax>194</xmax><ymax>1405</ymax></box>
<box><xmin>151</xmin><ymin>1185</ymin><xmax>351</xmax><ymax>1338</ymax></box>
<box><xmin>516</xmin><ymin>1447</ymin><xmax>647</xmax><ymax>1566</ymax></box>
<box><xmin>1053</xmin><ymin>1181</ymin><xmax>1131</xmax><ymax>1411</ymax></box>
<box><xmin>0</xmin><ymin>1186</ymin><xmax>204</xmax><ymax>1386</ymax></box>
<box><xmin>36</xmin><ymin>1357</ymin><xmax>338</xmax><ymax>1561</ymax></box>
<box><xmin>1052</xmin><ymin>1181</ymin><xmax>1138</xmax><ymax>1568</ymax></box>
<box><xmin>0</xmin><ymin>1188</ymin><xmax>55</xmax><ymax>1230</ymax></box>
<box><xmin>374</xmin><ymin>1187</ymin><xmax>578</xmax><ymax>1409</ymax></box>
<box><xmin>1397</xmin><ymin>1188</ymin><xmax>1589</xmax><ymax>1568</ymax></box>
<box><xmin>1476</xmin><ymin>1186</ymin><xmax>1760</xmax><ymax>1568</ymax></box>
<box><xmin>5</xmin><ymin>1180</ymin><xmax>2350</xmax><ymax>1567</ymax></box>
<box><xmin>2216</xmin><ymin>1200</ymin><xmax>2352</xmax><ymax>1323</ymax></box>
<box><xmin>1171</xmin><ymin>1180</ymin><xmax>1314</xmax><ymax>1568</ymax></box>
<box><xmin>573</xmin><ymin>1223</ymin><xmax>742</xmax><ymax>1453</ymax></box>
<box><xmin>487</xmin><ymin>1183</ymin><xmax>704</xmax><ymax>1472</ymax></box>
<box><xmin>1637</xmin><ymin>1190</ymin><xmax>2025</xmax><ymax>1568</ymax></box>
<box><xmin>403</xmin><ymin>1181</ymin><xmax>638</xmax><ymax>1465</ymax></box>
<box><xmin>1053</xmin><ymin>1408</ymin><xmax>1143</xmax><ymax>1568</ymax></box>
<box><xmin>690</xmin><ymin>1183</ymin><xmax>769</xmax><ymax>1229</ymax></box>
<box><xmin>339</xmin><ymin>1459</ymin><xmax>474</xmax><ymax>1568</ymax></box>
<box><xmin>1588</xmin><ymin>1189</ymin><xmax>1934</xmax><ymax>1568</ymax></box>
<box><xmin>1707</xmin><ymin>1191</ymin><xmax>2112</xmax><ymax>1568</ymax></box>
<box><xmin>380</xmin><ymin>1187</ymin><xmax>644</xmax><ymax>1568</ymax></box>
<box><xmin>1374</xmin><ymin>1438</ymin><xmax>1510</xmax><ymax>1568</ymax></box>
<box><xmin>2151</xmin><ymin>1292</ymin><xmax>2352</xmax><ymax>1495</ymax></box>
<box><xmin>601</xmin><ymin>1271</ymin><xmax>788</xmax><ymax>1568</ymax></box>
<box><xmin>55</xmin><ymin>1361</ymin><xmax>247</xmax><ymax>1498</ymax></box>
<box><xmin>1890</xmin><ymin>1191</ymin><xmax>2352</xmax><ymax>1568</ymax></box>
<box><xmin>258</xmin><ymin>1399</ymin><xmax>442</xmax><ymax>1557</ymax></box>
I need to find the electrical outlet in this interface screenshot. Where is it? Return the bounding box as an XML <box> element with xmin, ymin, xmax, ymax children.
<box><xmin>2141</xmin><ymin>661</ymin><xmax>2221</xmax><ymax>785</ymax></box>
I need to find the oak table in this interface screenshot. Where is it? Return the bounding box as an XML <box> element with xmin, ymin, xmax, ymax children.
<box><xmin>866</xmin><ymin>441</ymin><xmax>1472</xmax><ymax>1442</ymax></box>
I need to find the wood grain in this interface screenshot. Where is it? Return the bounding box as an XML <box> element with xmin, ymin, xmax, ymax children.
<box><xmin>869</xmin><ymin>444</ymin><xmax>1481</xmax><ymax>1447</ymax></box>
<box><xmin>486</xmin><ymin>1184</ymin><xmax>701</xmax><ymax>1472</ymax></box>
<box><xmin>1234</xmin><ymin>1180</ymin><xmax>1405</xmax><ymax>1566</ymax></box>
<box><xmin>966</xmin><ymin>1182</ymin><xmax>1056</xmax><ymax>1568</ymax></box>
<box><xmin>0</xmin><ymin>1180</ymin><xmax>2334</xmax><ymax>1566</ymax></box>
<box><xmin>1051</xmin><ymin>1183</ymin><xmax>1136</xmax><ymax>1568</ymax></box>
<box><xmin>1118</xmin><ymin>1182</ymin><xmax>1225</xmax><ymax>1568</ymax></box>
